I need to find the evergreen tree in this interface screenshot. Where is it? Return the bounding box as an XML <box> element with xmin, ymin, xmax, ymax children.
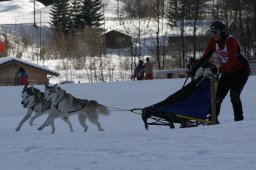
<box><xmin>166</xmin><ymin>0</ymin><xmax>188</xmax><ymax>67</ymax></box>
<box><xmin>37</xmin><ymin>0</ymin><xmax>53</xmax><ymax>6</ymax></box>
<box><xmin>91</xmin><ymin>0</ymin><xmax>104</xmax><ymax>28</ymax></box>
<box><xmin>50</xmin><ymin>0</ymin><xmax>72</xmax><ymax>33</ymax></box>
<box><xmin>80</xmin><ymin>0</ymin><xmax>104</xmax><ymax>28</ymax></box>
<box><xmin>166</xmin><ymin>0</ymin><xmax>182</xmax><ymax>27</ymax></box>
<box><xmin>71</xmin><ymin>0</ymin><xmax>83</xmax><ymax>30</ymax></box>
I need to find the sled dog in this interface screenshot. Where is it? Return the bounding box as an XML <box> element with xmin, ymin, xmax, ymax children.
<box><xmin>38</xmin><ymin>84</ymin><xmax>110</xmax><ymax>132</ymax></box>
<box><xmin>16</xmin><ymin>85</ymin><xmax>73</xmax><ymax>134</ymax></box>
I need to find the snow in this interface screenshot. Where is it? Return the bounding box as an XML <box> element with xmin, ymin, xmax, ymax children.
<box><xmin>1</xmin><ymin>2</ymin><xmax>256</xmax><ymax>169</ymax></box>
<box><xmin>0</xmin><ymin>0</ymin><xmax>45</xmax><ymax>24</ymax></box>
<box><xmin>0</xmin><ymin>76</ymin><xmax>256</xmax><ymax>170</ymax></box>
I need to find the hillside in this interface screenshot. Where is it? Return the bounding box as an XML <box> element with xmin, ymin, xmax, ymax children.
<box><xmin>0</xmin><ymin>0</ymin><xmax>125</xmax><ymax>24</ymax></box>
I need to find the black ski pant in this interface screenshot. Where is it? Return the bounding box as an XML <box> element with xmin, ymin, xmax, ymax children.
<box><xmin>215</xmin><ymin>67</ymin><xmax>249</xmax><ymax>120</ymax></box>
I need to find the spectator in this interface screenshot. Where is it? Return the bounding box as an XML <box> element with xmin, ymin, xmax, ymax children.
<box><xmin>134</xmin><ymin>60</ymin><xmax>145</xmax><ymax>80</ymax></box>
<box><xmin>15</xmin><ymin>68</ymin><xmax>29</xmax><ymax>85</ymax></box>
<box><xmin>144</xmin><ymin>57</ymin><xmax>153</xmax><ymax>80</ymax></box>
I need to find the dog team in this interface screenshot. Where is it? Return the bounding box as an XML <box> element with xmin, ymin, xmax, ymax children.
<box><xmin>16</xmin><ymin>84</ymin><xmax>110</xmax><ymax>134</ymax></box>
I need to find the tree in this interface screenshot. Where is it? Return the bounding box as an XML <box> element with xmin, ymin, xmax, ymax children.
<box><xmin>71</xmin><ymin>0</ymin><xmax>83</xmax><ymax>31</ymax></box>
<box><xmin>166</xmin><ymin>0</ymin><xmax>178</xmax><ymax>27</ymax></box>
<box><xmin>190</xmin><ymin>0</ymin><xmax>205</xmax><ymax>58</ymax></box>
<box><xmin>166</xmin><ymin>0</ymin><xmax>188</xmax><ymax>68</ymax></box>
<box><xmin>90</xmin><ymin>0</ymin><xmax>104</xmax><ymax>28</ymax></box>
<box><xmin>167</xmin><ymin>0</ymin><xmax>205</xmax><ymax>66</ymax></box>
<box><xmin>79</xmin><ymin>0</ymin><xmax>104</xmax><ymax>28</ymax></box>
<box><xmin>37</xmin><ymin>0</ymin><xmax>53</xmax><ymax>6</ymax></box>
<box><xmin>244</xmin><ymin>0</ymin><xmax>256</xmax><ymax>59</ymax></box>
<box><xmin>49</xmin><ymin>0</ymin><xmax>72</xmax><ymax>33</ymax></box>
<box><xmin>150</xmin><ymin>0</ymin><xmax>166</xmax><ymax>70</ymax></box>
<box><xmin>123</xmin><ymin>0</ymin><xmax>158</xmax><ymax>18</ymax></box>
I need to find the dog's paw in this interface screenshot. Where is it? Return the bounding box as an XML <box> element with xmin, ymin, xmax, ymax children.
<box><xmin>37</xmin><ymin>126</ymin><xmax>43</xmax><ymax>131</ymax></box>
<box><xmin>83</xmin><ymin>127</ymin><xmax>88</xmax><ymax>132</ymax></box>
<box><xmin>15</xmin><ymin>127</ymin><xmax>20</xmax><ymax>131</ymax></box>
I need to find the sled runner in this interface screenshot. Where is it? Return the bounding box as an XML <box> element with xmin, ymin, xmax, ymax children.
<box><xmin>138</xmin><ymin>59</ymin><xmax>219</xmax><ymax>130</ymax></box>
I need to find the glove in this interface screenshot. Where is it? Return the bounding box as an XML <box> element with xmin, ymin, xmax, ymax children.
<box><xmin>186</xmin><ymin>59</ymin><xmax>201</xmax><ymax>77</ymax></box>
<box><xmin>198</xmin><ymin>58</ymin><xmax>209</xmax><ymax>68</ymax></box>
<box><xmin>191</xmin><ymin>61</ymin><xmax>201</xmax><ymax>74</ymax></box>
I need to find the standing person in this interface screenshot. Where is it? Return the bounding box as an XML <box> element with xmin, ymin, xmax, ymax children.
<box><xmin>15</xmin><ymin>68</ymin><xmax>29</xmax><ymax>85</ymax></box>
<box><xmin>200</xmin><ymin>20</ymin><xmax>250</xmax><ymax>122</ymax></box>
<box><xmin>144</xmin><ymin>57</ymin><xmax>153</xmax><ymax>80</ymax></box>
<box><xmin>134</xmin><ymin>60</ymin><xmax>145</xmax><ymax>80</ymax></box>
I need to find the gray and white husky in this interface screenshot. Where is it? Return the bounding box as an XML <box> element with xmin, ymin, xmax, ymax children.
<box><xmin>37</xmin><ymin>84</ymin><xmax>110</xmax><ymax>132</ymax></box>
<box><xmin>16</xmin><ymin>85</ymin><xmax>73</xmax><ymax>134</ymax></box>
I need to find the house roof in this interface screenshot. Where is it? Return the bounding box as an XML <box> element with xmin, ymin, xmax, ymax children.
<box><xmin>0</xmin><ymin>56</ymin><xmax>59</xmax><ymax>76</ymax></box>
<box><xmin>105</xmin><ymin>29</ymin><xmax>132</xmax><ymax>37</ymax></box>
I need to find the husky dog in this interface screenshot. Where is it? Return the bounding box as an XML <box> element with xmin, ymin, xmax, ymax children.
<box><xmin>16</xmin><ymin>85</ymin><xmax>74</xmax><ymax>134</ymax></box>
<box><xmin>38</xmin><ymin>84</ymin><xmax>110</xmax><ymax>132</ymax></box>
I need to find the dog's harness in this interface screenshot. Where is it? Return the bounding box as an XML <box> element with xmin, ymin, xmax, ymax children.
<box><xmin>30</xmin><ymin>96</ymin><xmax>50</xmax><ymax>112</ymax></box>
<box><xmin>53</xmin><ymin>91</ymin><xmax>87</xmax><ymax>113</ymax></box>
<box><xmin>53</xmin><ymin>91</ymin><xmax>66</xmax><ymax>112</ymax></box>
<box><xmin>30</xmin><ymin>99</ymin><xmax>40</xmax><ymax>111</ymax></box>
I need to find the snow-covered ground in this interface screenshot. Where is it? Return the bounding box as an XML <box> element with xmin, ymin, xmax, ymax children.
<box><xmin>0</xmin><ymin>76</ymin><xmax>256</xmax><ymax>170</ymax></box>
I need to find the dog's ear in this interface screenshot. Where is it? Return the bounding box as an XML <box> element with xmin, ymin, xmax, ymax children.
<box><xmin>22</xmin><ymin>85</ymin><xmax>28</xmax><ymax>93</ymax></box>
<box><xmin>31</xmin><ymin>86</ymin><xmax>38</xmax><ymax>95</ymax></box>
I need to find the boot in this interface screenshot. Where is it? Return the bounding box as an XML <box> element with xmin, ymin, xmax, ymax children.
<box><xmin>234</xmin><ymin>115</ymin><xmax>244</xmax><ymax>121</ymax></box>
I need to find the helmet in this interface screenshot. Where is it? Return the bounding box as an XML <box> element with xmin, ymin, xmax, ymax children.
<box><xmin>210</xmin><ymin>21</ymin><xmax>226</xmax><ymax>32</ymax></box>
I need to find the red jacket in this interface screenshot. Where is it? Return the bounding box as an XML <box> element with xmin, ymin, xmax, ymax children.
<box><xmin>20</xmin><ymin>77</ymin><xmax>29</xmax><ymax>85</ymax></box>
<box><xmin>202</xmin><ymin>35</ymin><xmax>245</xmax><ymax>73</ymax></box>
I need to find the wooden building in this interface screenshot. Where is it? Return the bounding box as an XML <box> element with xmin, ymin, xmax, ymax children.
<box><xmin>0</xmin><ymin>57</ymin><xmax>59</xmax><ymax>86</ymax></box>
<box><xmin>105</xmin><ymin>29</ymin><xmax>132</xmax><ymax>49</ymax></box>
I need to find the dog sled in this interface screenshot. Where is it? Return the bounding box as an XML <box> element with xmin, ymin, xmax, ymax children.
<box><xmin>133</xmin><ymin>59</ymin><xmax>219</xmax><ymax>130</ymax></box>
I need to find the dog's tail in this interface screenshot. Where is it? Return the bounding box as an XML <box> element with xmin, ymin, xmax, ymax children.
<box><xmin>97</xmin><ymin>104</ymin><xmax>110</xmax><ymax>116</ymax></box>
<box><xmin>90</xmin><ymin>100</ymin><xmax>110</xmax><ymax>116</ymax></box>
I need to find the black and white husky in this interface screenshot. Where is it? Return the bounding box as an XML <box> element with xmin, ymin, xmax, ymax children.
<box><xmin>16</xmin><ymin>85</ymin><xmax>73</xmax><ymax>134</ymax></box>
<box><xmin>37</xmin><ymin>84</ymin><xmax>110</xmax><ymax>132</ymax></box>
